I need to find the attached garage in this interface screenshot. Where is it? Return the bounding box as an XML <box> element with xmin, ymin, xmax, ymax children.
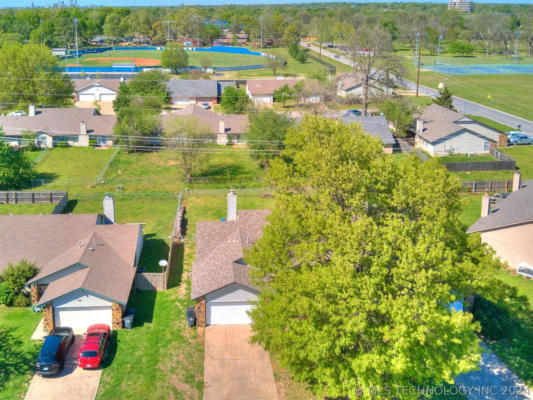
<box><xmin>79</xmin><ymin>93</ymin><xmax>97</xmax><ymax>102</ymax></box>
<box><xmin>52</xmin><ymin>291</ymin><xmax>114</xmax><ymax>332</ymax></box>
<box><xmin>205</xmin><ymin>283</ymin><xmax>258</xmax><ymax>326</ymax></box>
<box><xmin>77</xmin><ymin>85</ymin><xmax>118</xmax><ymax>102</ymax></box>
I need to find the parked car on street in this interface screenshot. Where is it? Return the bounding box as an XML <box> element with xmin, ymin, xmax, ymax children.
<box><xmin>8</xmin><ymin>110</ymin><xmax>26</xmax><ymax>117</ymax></box>
<box><xmin>35</xmin><ymin>327</ymin><xmax>74</xmax><ymax>376</ymax></box>
<box><xmin>201</xmin><ymin>102</ymin><xmax>210</xmax><ymax>110</ymax></box>
<box><xmin>77</xmin><ymin>324</ymin><xmax>110</xmax><ymax>369</ymax></box>
<box><xmin>508</xmin><ymin>131</ymin><xmax>533</xmax><ymax>145</ymax></box>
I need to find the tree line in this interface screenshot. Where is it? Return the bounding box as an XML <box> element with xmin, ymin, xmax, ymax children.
<box><xmin>0</xmin><ymin>4</ymin><xmax>532</xmax><ymax>56</ymax></box>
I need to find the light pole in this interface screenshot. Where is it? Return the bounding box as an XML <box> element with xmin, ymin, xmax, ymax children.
<box><xmin>514</xmin><ymin>31</ymin><xmax>520</xmax><ymax>61</ymax></box>
<box><xmin>163</xmin><ymin>20</ymin><xmax>173</xmax><ymax>43</ymax></box>
<box><xmin>415</xmin><ymin>30</ymin><xmax>422</xmax><ymax>97</ymax></box>
<box><xmin>414</xmin><ymin>32</ymin><xmax>420</xmax><ymax>67</ymax></box>
<box><xmin>74</xmin><ymin>18</ymin><xmax>79</xmax><ymax>65</ymax></box>
<box><xmin>193</xmin><ymin>16</ymin><xmax>200</xmax><ymax>48</ymax></box>
<box><xmin>259</xmin><ymin>16</ymin><xmax>263</xmax><ymax>53</ymax></box>
<box><xmin>437</xmin><ymin>35</ymin><xmax>443</xmax><ymax>72</ymax></box>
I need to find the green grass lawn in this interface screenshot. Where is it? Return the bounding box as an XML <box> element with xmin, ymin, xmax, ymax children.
<box><xmin>60</xmin><ymin>49</ymin><xmax>264</xmax><ymax>68</ymax></box>
<box><xmin>465</xmin><ymin>115</ymin><xmax>514</xmax><ymax>133</ymax></box>
<box><xmin>0</xmin><ymin>203</ymin><xmax>56</xmax><ymax>215</ymax></box>
<box><xmin>458</xmin><ymin>194</ymin><xmax>483</xmax><ymax>228</ymax></box>
<box><xmin>501</xmin><ymin>146</ymin><xmax>533</xmax><ymax>180</ymax></box>
<box><xmin>438</xmin><ymin>154</ymin><xmax>496</xmax><ymax>163</ymax></box>
<box><xmin>488</xmin><ymin>269</ymin><xmax>533</xmax><ymax>387</ymax></box>
<box><xmin>33</xmin><ymin>147</ymin><xmax>115</xmax><ymax>190</ymax></box>
<box><xmin>452</xmin><ymin>170</ymin><xmax>514</xmax><ymax>182</ymax></box>
<box><xmin>0</xmin><ymin>306</ymin><xmax>42</xmax><ymax>400</ymax></box>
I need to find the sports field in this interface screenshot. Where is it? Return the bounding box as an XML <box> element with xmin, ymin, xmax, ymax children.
<box><xmin>402</xmin><ymin>53</ymin><xmax>533</xmax><ymax>121</ymax></box>
<box><xmin>61</xmin><ymin>49</ymin><xmax>264</xmax><ymax>68</ymax></box>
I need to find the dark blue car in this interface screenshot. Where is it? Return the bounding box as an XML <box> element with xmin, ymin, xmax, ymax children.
<box><xmin>35</xmin><ymin>327</ymin><xmax>74</xmax><ymax>376</ymax></box>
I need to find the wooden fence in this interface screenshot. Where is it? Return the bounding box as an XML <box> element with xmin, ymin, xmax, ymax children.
<box><xmin>443</xmin><ymin>148</ymin><xmax>516</xmax><ymax>172</ymax></box>
<box><xmin>0</xmin><ymin>190</ymin><xmax>66</xmax><ymax>204</ymax></box>
<box><xmin>461</xmin><ymin>180</ymin><xmax>513</xmax><ymax>193</ymax></box>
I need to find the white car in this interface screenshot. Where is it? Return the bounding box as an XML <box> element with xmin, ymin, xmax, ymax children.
<box><xmin>201</xmin><ymin>103</ymin><xmax>210</xmax><ymax>110</ymax></box>
<box><xmin>8</xmin><ymin>110</ymin><xmax>26</xmax><ymax>117</ymax></box>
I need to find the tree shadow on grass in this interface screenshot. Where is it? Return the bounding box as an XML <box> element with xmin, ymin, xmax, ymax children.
<box><xmin>61</xmin><ymin>200</ymin><xmax>78</xmax><ymax>214</ymax></box>
<box><xmin>129</xmin><ymin>291</ymin><xmax>157</xmax><ymax>327</ymax></box>
<box><xmin>31</xmin><ymin>172</ymin><xmax>59</xmax><ymax>188</ymax></box>
<box><xmin>197</xmin><ymin>162</ymin><xmax>251</xmax><ymax>180</ymax></box>
<box><xmin>0</xmin><ymin>325</ymin><xmax>39</xmax><ymax>388</ymax></box>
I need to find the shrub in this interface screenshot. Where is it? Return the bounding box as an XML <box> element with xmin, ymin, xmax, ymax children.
<box><xmin>0</xmin><ymin>282</ymin><xmax>15</xmax><ymax>306</ymax></box>
<box><xmin>0</xmin><ymin>260</ymin><xmax>38</xmax><ymax>296</ymax></box>
<box><xmin>13</xmin><ymin>293</ymin><xmax>31</xmax><ymax>307</ymax></box>
<box><xmin>56</xmin><ymin>142</ymin><xmax>69</xmax><ymax>148</ymax></box>
<box><xmin>295</xmin><ymin>50</ymin><xmax>308</xmax><ymax>63</ymax></box>
<box><xmin>472</xmin><ymin>295</ymin><xmax>513</xmax><ymax>340</ymax></box>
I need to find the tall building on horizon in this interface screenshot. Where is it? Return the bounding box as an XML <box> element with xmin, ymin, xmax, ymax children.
<box><xmin>448</xmin><ymin>0</ymin><xmax>472</xmax><ymax>12</ymax></box>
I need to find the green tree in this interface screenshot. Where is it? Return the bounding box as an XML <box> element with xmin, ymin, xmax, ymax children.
<box><xmin>448</xmin><ymin>40</ymin><xmax>474</xmax><ymax>56</ymax></box>
<box><xmin>103</xmin><ymin>13</ymin><xmax>123</xmax><ymax>45</ymax></box>
<box><xmin>246</xmin><ymin>115</ymin><xmax>491</xmax><ymax>399</ymax></box>
<box><xmin>0</xmin><ymin>44</ymin><xmax>73</xmax><ymax>110</ymax></box>
<box><xmin>220</xmin><ymin>86</ymin><xmax>250</xmax><ymax>114</ymax></box>
<box><xmin>0</xmin><ymin>260</ymin><xmax>38</xmax><ymax>298</ymax></box>
<box><xmin>114</xmin><ymin>109</ymin><xmax>160</xmax><ymax>152</ymax></box>
<box><xmin>246</xmin><ymin>110</ymin><xmax>294</xmax><ymax>166</ymax></box>
<box><xmin>295</xmin><ymin>50</ymin><xmax>308</xmax><ymax>63</ymax></box>
<box><xmin>0</xmin><ymin>136</ymin><xmax>35</xmax><ymax>190</ymax></box>
<box><xmin>273</xmin><ymin>84</ymin><xmax>293</xmax><ymax>107</ymax></box>
<box><xmin>163</xmin><ymin>116</ymin><xmax>211</xmax><ymax>183</ymax></box>
<box><xmin>380</xmin><ymin>98</ymin><xmax>418</xmax><ymax>137</ymax></box>
<box><xmin>161</xmin><ymin>42</ymin><xmax>189</xmax><ymax>74</ymax></box>
<box><xmin>264</xmin><ymin>56</ymin><xmax>285</xmax><ymax>76</ymax></box>
<box><xmin>434</xmin><ymin>86</ymin><xmax>456</xmax><ymax>111</ymax></box>
<box><xmin>199</xmin><ymin>55</ymin><xmax>213</xmax><ymax>72</ymax></box>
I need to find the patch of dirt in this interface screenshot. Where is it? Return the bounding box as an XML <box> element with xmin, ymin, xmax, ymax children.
<box><xmin>166</xmin><ymin>160</ymin><xmax>179</xmax><ymax>166</ymax></box>
<box><xmin>85</xmin><ymin>56</ymin><xmax>160</xmax><ymax>66</ymax></box>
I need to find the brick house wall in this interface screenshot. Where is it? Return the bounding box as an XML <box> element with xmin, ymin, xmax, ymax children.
<box><xmin>195</xmin><ymin>296</ymin><xmax>206</xmax><ymax>328</ymax></box>
<box><xmin>43</xmin><ymin>304</ymin><xmax>54</xmax><ymax>332</ymax></box>
<box><xmin>112</xmin><ymin>302</ymin><xmax>123</xmax><ymax>329</ymax></box>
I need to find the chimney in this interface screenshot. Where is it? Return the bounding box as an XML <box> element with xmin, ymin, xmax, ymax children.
<box><xmin>512</xmin><ymin>170</ymin><xmax>521</xmax><ymax>192</ymax></box>
<box><xmin>80</xmin><ymin>121</ymin><xmax>87</xmax><ymax>135</ymax></box>
<box><xmin>219</xmin><ymin>120</ymin><xmax>225</xmax><ymax>134</ymax></box>
<box><xmin>481</xmin><ymin>192</ymin><xmax>491</xmax><ymax>218</ymax></box>
<box><xmin>103</xmin><ymin>194</ymin><xmax>115</xmax><ymax>224</ymax></box>
<box><xmin>227</xmin><ymin>189</ymin><xmax>237</xmax><ymax>222</ymax></box>
<box><xmin>416</xmin><ymin>119</ymin><xmax>424</xmax><ymax>134</ymax></box>
<box><xmin>29</xmin><ymin>104</ymin><xmax>36</xmax><ymax>117</ymax></box>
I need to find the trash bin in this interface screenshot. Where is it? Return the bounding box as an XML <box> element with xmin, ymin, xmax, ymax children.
<box><xmin>123</xmin><ymin>308</ymin><xmax>135</xmax><ymax>329</ymax></box>
<box><xmin>186</xmin><ymin>306</ymin><xmax>196</xmax><ymax>327</ymax></box>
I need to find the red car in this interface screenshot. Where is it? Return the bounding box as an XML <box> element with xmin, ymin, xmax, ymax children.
<box><xmin>77</xmin><ymin>324</ymin><xmax>110</xmax><ymax>369</ymax></box>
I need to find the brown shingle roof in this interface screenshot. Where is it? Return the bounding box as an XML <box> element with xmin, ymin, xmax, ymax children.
<box><xmin>0</xmin><ymin>108</ymin><xmax>116</xmax><ymax>137</ymax></box>
<box><xmin>336</xmin><ymin>73</ymin><xmax>363</xmax><ymax>90</ymax></box>
<box><xmin>73</xmin><ymin>79</ymin><xmax>124</xmax><ymax>93</ymax></box>
<box><xmin>0</xmin><ymin>214</ymin><xmax>141</xmax><ymax>305</ymax></box>
<box><xmin>246</xmin><ymin>79</ymin><xmax>302</xmax><ymax>95</ymax></box>
<box><xmin>467</xmin><ymin>180</ymin><xmax>533</xmax><ymax>233</ymax></box>
<box><xmin>162</xmin><ymin>105</ymin><xmax>248</xmax><ymax>134</ymax></box>
<box><xmin>191</xmin><ymin>209</ymin><xmax>270</xmax><ymax>299</ymax></box>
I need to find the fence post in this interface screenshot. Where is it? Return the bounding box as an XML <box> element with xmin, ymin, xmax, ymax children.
<box><xmin>473</xmin><ymin>181</ymin><xmax>476</xmax><ymax>193</ymax></box>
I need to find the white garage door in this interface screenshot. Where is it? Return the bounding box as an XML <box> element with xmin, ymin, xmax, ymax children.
<box><xmin>79</xmin><ymin>94</ymin><xmax>96</xmax><ymax>102</ymax></box>
<box><xmin>100</xmin><ymin>94</ymin><xmax>116</xmax><ymax>102</ymax></box>
<box><xmin>54</xmin><ymin>306</ymin><xmax>112</xmax><ymax>332</ymax></box>
<box><xmin>207</xmin><ymin>302</ymin><xmax>253</xmax><ymax>325</ymax></box>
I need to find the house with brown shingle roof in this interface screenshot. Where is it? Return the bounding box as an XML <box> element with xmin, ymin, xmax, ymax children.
<box><xmin>335</xmin><ymin>73</ymin><xmax>392</xmax><ymax>99</ymax></box>
<box><xmin>467</xmin><ymin>172</ymin><xmax>533</xmax><ymax>274</ymax></box>
<box><xmin>414</xmin><ymin>104</ymin><xmax>506</xmax><ymax>155</ymax></box>
<box><xmin>162</xmin><ymin>105</ymin><xmax>248</xmax><ymax>145</ymax></box>
<box><xmin>246</xmin><ymin>78</ymin><xmax>322</xmax><ymax>105</ymax></box>
<box><xmin>191</xmin><ymin>190</ymin><xmax>270</xmax><ymax>326</ymax></box>
<box><xmin>0</xmin><ymin>105</ymin><xmax>116</xmax><ymax>148</ymax></box>
<box><xmin>73</xmin><ymin>78</ymin><xmax>125</xmax><ymax>102</ymax></box>
<box><xmin>0</xmin><ymin>196</ymin><xmax>143</xmax><ymax>333</ymax></box>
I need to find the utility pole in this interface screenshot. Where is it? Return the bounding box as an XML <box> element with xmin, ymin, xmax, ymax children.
<box><xmin>436</xmin><ymin>35</ymin><xmax>443</xmax><ymax>72</ymax></box>
<box><xmin>259</xmin><ymin>16</ymin><xmax>263</xmax><ymax>53</ymax></box>
<box><xmin>416</xmin><ymin>30</ymin><xmax>422</xmax><ymax>97</ymax></box>
<box><xmin>40</xmin><ymin>18</ymin><xmax>43</xmax><ymax>47</ymax></box>
<box><xmin>163</xmin><ymin>20</ymin><xmax>172</xmax><ymax>42</ymax></box>
<box><xmin>74</xmin><ymin>18</ymin><xmax>79</xmax><ymax>65</ymax></box>
<box><xmin>194</xmin><ymin>16</ymin><xmax>200</xmax><ymax>48</ymax></box>
<box><xmin>414</xmin><ymin>31</ymin><xmax>420</xmax><ymax>67</ymax></box>
<box><xmin>514</xmin><ymin>31</ymin><xmax>520</xmax><ymax>61</ymax></box>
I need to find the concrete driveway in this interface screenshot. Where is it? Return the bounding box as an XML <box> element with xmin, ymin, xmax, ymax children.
<box><xmin>203</xmin><ymin>325</ymin><xmax>278</xmax><ymax>400</ymax></box>
<box><xmin>25</xmin><ymin>335</ymin><xmax>102</xmax><ymax>400</ymax></box>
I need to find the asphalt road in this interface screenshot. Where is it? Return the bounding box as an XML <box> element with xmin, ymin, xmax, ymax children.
<box><xmin>303</xmin><ymin>43</ymin><xmax>533</xmax><ymax>135</ymax></box>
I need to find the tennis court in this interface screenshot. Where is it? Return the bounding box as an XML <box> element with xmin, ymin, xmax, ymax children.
<box><xmin>425</xmin><ymin>63</ymin><xmax>533</xmax><ymax>75</ymax></box>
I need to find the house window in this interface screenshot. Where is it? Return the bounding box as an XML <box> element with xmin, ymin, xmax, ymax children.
<box><xmin>484</xmin><ymin>141</ymin><xmax>489</xmax><ymax>151</ymax></box>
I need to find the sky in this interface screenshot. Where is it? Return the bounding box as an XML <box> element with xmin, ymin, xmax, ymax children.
<box><xmin>10</xmin><ymin>0</ymin><xmax>533</xmax><ymax>7</ymax></box>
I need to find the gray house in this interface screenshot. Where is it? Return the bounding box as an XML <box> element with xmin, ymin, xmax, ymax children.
<box><xmin>166</xmin><ymin>80</ymin><xmax>218</xmax><ymax>108</ymax></box>
<box><xmin>415</xmin><ymin>104</ymin><xmax>505</xmax><ymax>156</ymax></box>
<box><xmin>342</xmin><ymin>112</ymin><xmax>396</xmax><ymax>153</ymax></box>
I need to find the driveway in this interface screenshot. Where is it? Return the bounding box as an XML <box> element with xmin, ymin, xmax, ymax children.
<box><xmin>203</xmin><ymin>325</ymin><xmax>278</xmax><ymax>400</ymax></box>
<box><xmin>455</xmin><ymin>344</ymin><xmax>532</xmax><ymax>400</ymax></box>
<box><xmin>25</xmin><ymin>335</ymin><xmax>102</xmax><ymax>400</ymax></box>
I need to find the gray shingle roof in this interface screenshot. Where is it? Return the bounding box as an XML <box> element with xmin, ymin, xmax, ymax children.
<box><xmin>191</xmin><ymin>209</ymin><xmax>270</xmax><ymax>299</ymax></box>
<box><xmin>417</xmin><ymin>104</ymin><xmax>465</xmax><ymax>143</ymax></box>
<box><xmin>467</xmin><ymin>180</ymin><xmax>533</xmax><ymax>233</ymax></box>
<box><xmin>73</xmin><ymin>78</ymin><xmax>124</xmax><ymax>93</ymax></box>
<box><xmin>341</xmin><ymin>112</ymin><xmax>396</xmax><ymax>145</ymax></box>
<box><xmin>161</xmin><ymin>105</ymin><xmax>248</xmax><ymax>134</ymax></box>
<box><xmin>166</xmin><ymin>79</ymin><xmax>218</xmax><ymax>98</ymax></box>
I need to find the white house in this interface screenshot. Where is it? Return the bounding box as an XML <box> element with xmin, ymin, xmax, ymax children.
<box><xmin>191</xmin><ymin>190</ymin><xmax>270</xmax><ymax>326</ymax></box>
<box><xmin>73</xmin><ymin>79</ymin><xmax>124</xmax><ymax>102</ymax></box>
<box><xmin>415</xmin><ymin>104</ymin><xmax>506</xmax><ymax>156</ymax></box>
<box><xmin>335</xmin><ymin>73</ymin><xmax>392</xmax><ymax>99</ymax></box>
